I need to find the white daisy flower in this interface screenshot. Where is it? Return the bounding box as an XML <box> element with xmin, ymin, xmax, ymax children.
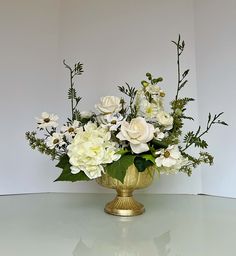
<box><xmin>61</xmin><ymin>120</ymin><xmax>80</xmax><ymax>141</ymax></box>
<box><xmin>101</xmin><ymin>113</ymin><xmax>124</xmax><ymax>131</ymax></box>
<box><xmin>36</xmin><ymin>112</ymin><xmax>58</xmax><ymax>129</ymax></box>
<box><xmin>46</xmin><ymin>133</ymin><xmax>65</xmax><ymax>149</ymax></box>
<box><xmin>155</xmin><ymin>145</ymin><xmax>181</xmax><ymax>168</ymax></box>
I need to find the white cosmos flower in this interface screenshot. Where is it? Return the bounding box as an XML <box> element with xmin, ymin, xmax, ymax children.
<box><xmin>61</xmin><ymin>120</ymin><xmax>80</xmax><ymax>141</ymax></box>
<box><xmin>155</xmin><ymin>145</ymin><xmax>181</xmax><ymax>168</ymax></box>
<box><xmin>158</xmin><ymin>155</ymin><xmax>189</xmax><ymax>175</ymax></box>
<box><xmin>46</xmin><ymin>133</ymin><xmax>65</xmax><ymax>149</ymax></box>
<box><xmin>96</xmin><ymin>96</ymin><xmax>122</xmax><ymax>114</ymax></box>
<box><xmin>117</xmin><ymin>117</ymin><xmax>154</xmax><ymax>154</ymax></box>
<box><xmin>156</xmin><ymin>111</ymin><xmax>173</xmax><ymax>130</ymax></box>
<box><xmin>67</xmin><ymin>122</ymin><xmax>120</xmax><ymax>179</ymax></box>
<box><xmin>99</xmin><ymin>113</ymin><xmax>124</xmax><ymax>131</ymax></box>
<box><xmin>36</xmin><ymin>112</ymin><xmax>58</xmax><ymax>129</ymax></box>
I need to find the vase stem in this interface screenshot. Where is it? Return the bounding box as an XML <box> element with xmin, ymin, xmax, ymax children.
<box><xmin>104</xmin><ymin>190</ymin><xmax>145</xmax><ymax>217</ymax></box>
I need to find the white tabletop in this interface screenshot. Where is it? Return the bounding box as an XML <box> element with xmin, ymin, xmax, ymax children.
<box><xmin>0</xmin><ymin>193</ymin><xmax>236</xmax><ymax>256</ymax></box>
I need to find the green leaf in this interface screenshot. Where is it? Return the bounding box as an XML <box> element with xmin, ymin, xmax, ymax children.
<box><xmin>68</xmin><ymin>88</ymin><xmax>76</xmax><ymax>99</ymax></box>
<box><xmin>116</xmin><ymin>148</ymin><xmax>130</xmax><ymax>155</ymax></box>
<box><xmin>105</xmin><ymin>154</ymin><xmax>136</xmax><ymax>183</ymax></box>
<box><xmin>55</xmin><ymin>154</ymin><xmax>90</xmax><ymax>182</ymax></box>
<box><xmin>152</xmin><ymin>139</ymin><xmax>168</xmax><ymax>149</ymax></box>
<box><xmin>141</xmin><ymin>154</ymin><xmax>156</xmax><ymax>164</ymax></box>
<box><xmin>134</xmin><ymin>156</ymin><xmax>153</xmax><ymax>172</ymax></box>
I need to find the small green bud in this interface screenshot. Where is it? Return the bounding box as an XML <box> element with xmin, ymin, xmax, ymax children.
<box><xmin>152</xmin><ymin>77</ymin><xmax>163</xmax><ymax>84</ymax></box>
<box><xmin>141</xmin><ymin>80</ymin><xmax>149</xmax><ymax>87</ymax></box>
<box><xmin>175</xmin><ymin>108</ymin><xmax>182</xmax><ymax>116</ymax></box>
<box><xmin>157</xmin><ymin>77</ymin><xmax>163</xmax><ymax>82</ymax></box>
<box><xmin>146</xmin><ymin>73</ymin><xmax>152</xmax><ymax>80</ymax></box>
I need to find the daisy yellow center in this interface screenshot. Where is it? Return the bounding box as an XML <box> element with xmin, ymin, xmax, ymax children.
<box><xmin>160</xmin><ymin>92</ymin><xmax>165</xmax><ymax>97</ymax></box>
<box><xmin>44</xmin><ymin>118</ymin><xmax>50</xmax><ymax>123</ymax></box>
<box><xmin>53</xmin><ymin>138</ymin><xmax>59</xmax><ymax>144</ymax></box>
<box><xmin>111</xmin><ymin>120</ymin><xmax>117</xmax><ymax>125</ymax></box>
<box><xmin>68</xmin><ymin>127</ymin><xmax>74</xmax><ymax>133</ymax></box>
<box><xmin>164</xmin><ymin>150</ymin><xmax>170</xmax><ymax>158</ymax></box>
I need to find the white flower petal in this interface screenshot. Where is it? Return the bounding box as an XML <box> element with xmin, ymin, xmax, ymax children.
<box><xmin>130</xmin><ymin>142</ymin><xmax>149</xmax><ymax>154</ymax></box>
<box><xmin>162</xmin><ymin>157</ymin><xmax>177</xmax><ymax>167</ymax></box>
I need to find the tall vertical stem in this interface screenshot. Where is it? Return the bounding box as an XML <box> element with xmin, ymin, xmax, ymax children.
<box><xmin>175</xmin><ymin>37</ymin><xmax>181</xmax><ymax>101</ymax></box>
<box><xmin>70</xmin><ymin>71</ymin><xmax>74</xmax><ymax>120</ymax></box>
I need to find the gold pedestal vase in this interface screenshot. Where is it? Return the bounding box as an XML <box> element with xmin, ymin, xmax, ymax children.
<box><xmin>96</xmin><ymin>165</ymin><xmax>155</xmax><ymax>217</ymax></box>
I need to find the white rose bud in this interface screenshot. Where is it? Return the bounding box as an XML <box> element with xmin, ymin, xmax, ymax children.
<box><xmin>117</xmin><ymin>117</ymin><xmax>154</xmax><ymax>154</ymax></box>
<box><xmin>156</xmin><ymin>111</ymin><xmax>173</xmax><ymax>130</ymax></box>
<box><xmin>80</xmin><ymin>111</ymin><xmax>93</xmax><ymax>119</ymax></box>
<box><xmin>96</xmin><ymin>96</ymin><xmax>122</xmax><ymax>114</ymax></box>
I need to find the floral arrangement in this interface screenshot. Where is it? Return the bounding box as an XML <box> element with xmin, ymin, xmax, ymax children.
<box><xmin>26</xmin><ymin>36</ymin><xmax>227</xmax><ymax>183</ymax></box>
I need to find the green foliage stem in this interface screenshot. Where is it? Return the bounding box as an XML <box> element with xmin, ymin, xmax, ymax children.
<box><xmin>25</xmin><ymin>131</ymin><xmax>58</xmax><ymax>160</ymax></box>
<box><xmin>63</xmin><ymin>60</ymin><xmax>83</xmax><ymax>121</ymax></box>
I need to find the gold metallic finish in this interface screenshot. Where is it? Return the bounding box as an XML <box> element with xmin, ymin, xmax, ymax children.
<box><xmin>96</xmin><ymin>165</ymin><xmax>155</xmax><ymax>216</ymax></box>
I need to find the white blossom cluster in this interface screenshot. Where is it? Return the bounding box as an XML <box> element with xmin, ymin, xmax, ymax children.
<box><xmin>35</xmin><ymin>81</ymin><xmax>188</xmax><ymax>179</ymax></box>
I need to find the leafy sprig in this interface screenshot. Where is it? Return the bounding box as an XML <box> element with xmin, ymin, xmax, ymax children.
<box><xmin>182</xmin><ymin>112</ymin><xmax>228</xmax><ymax>151</ymax></box>
<box><xmin>118</xmin><ymin>83</ymin><xmax>137</xmax><ymax>120</ymax></box>
<box><xmin>180</xmin><ymin>151</ymin><xmax>214</xmax><ymax>176</ymax></box>
<box><xmin>63</xmin><ymin>60</ymin><xmax>83</xmax><ymax>121</ymax></box>
<box><xmin>25</xmin><ymin>131</ymin><xmax>59</xmax><ymax>160</ymax></box>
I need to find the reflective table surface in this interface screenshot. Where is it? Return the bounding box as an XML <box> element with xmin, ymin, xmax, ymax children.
<box><xmin>0</xmin><ymin>193</ymin><xmax>236</xmax><ymax>256</ymax></box>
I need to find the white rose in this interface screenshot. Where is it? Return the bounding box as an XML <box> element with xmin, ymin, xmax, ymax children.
<box><xmin>116</xmin><ymin>117</ymin><xmax>154</xmax><ymax>154</ymax></box>
<box><xmin>96</xmin><ymin>96</ymin><xmax>122</xmax><ymax>114</ymax></box>
<box><xmin>156</xmin><ymin>111</ymin><xmax>173</xmax><ymax>130</ymax></box>
<box><xmin>80</xmin><ymin>111</ymin><xmax>93</xmax><ymax>119</ymax></box>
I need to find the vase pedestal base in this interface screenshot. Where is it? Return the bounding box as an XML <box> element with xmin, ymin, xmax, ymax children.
<box><xmin>104</xmin><ymin>195</ymin><xmax>145</xmax><ymax>217</ymax></box>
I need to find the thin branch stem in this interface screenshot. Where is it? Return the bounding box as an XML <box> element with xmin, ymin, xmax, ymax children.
<box><xmin>175</xmin><ymin>36</ymin><xmax>181</xmax><ymax>101</ymax></box>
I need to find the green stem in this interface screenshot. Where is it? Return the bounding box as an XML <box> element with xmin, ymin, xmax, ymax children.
<box><xmin>175</xmin><ymin>37</ymin><xmax>181</xmax><ymax>101</ymax></box>
<box><xmin>183</xmin><ymin>121</ymin><xmax>213</xmax><ymax>151</ymax></box>
<box><xmin>70</xmin><ymin>71</ymin><xmax>74</xmax><ymax>120</ymax></box>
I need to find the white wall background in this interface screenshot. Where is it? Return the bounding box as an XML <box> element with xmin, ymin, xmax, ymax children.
<box><xmin>194</xmin><ymin>0</ymin><xmax>236</xmax><ymax>197</ymax></box>
<box><xmin>0</xmin><ymin>0</ymin><xmax>234</xmax><ymax>197</ymax></box>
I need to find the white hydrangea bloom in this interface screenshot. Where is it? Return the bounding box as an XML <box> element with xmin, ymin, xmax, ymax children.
<box><xmin>36</xmin><ymin>112</ymin><xmax>58</xmax><ymax>129</ymax></box>
<box><xmin>67</xmin><ymin>122</ymin><xmax>120</xmax><ymax>179</ymax></box>
<box><xmin>46</xmin><ymin>133</ymin><xmax>65</xmax><ymax>149</ymax></box>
